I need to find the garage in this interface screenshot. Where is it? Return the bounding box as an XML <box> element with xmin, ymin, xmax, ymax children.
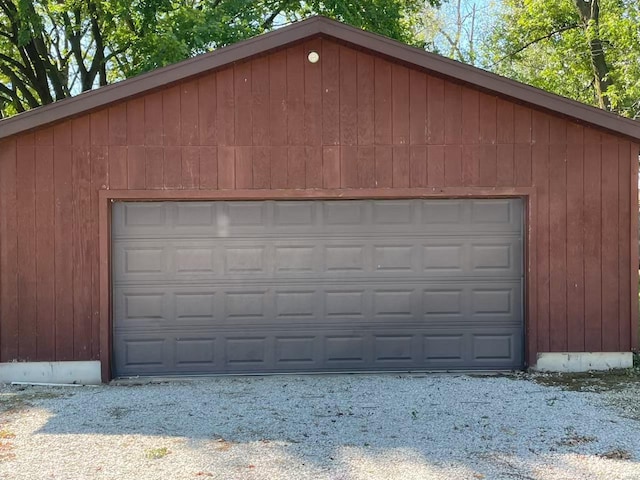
<box><xmin>0</xmin><ymin>16</ymin><xmax>638</xmax><ymax>383</ymax></box>
<box><xmin>112</xmin><ymin>199</ymin><xmax>523</xmax><ymax>376</ymax></box>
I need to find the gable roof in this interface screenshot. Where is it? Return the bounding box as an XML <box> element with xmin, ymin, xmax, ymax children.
<box><xmin>1</xmin><ymin>16</ymin><xmax>640</xmax><ymax>142</ymax></box>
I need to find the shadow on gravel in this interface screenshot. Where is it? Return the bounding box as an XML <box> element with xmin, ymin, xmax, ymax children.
<box><xmin>21</xmin><ymin>374</ymin><xmax>640</xmax><ymax>478</ymax></box>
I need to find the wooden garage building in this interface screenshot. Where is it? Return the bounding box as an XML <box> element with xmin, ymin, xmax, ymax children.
<box><xmin>1</xmin><ymin>17</ymin><xmax>639</xmax><ymax>382</ymax></box>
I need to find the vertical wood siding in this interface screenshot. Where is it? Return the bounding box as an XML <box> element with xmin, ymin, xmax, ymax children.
<box><xmin>0</xmin><ymin>38</ymin><xmax>638</xmax><ymax>364</ymax></box>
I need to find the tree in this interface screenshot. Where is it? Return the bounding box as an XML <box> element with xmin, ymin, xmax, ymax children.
<box><xmin>0</xmin><ymin>0</ymin><xmax>434</xmax><ymax>118</ymax></box>
<box><xmin>420</xmin><ymin>0</ymin><xmax>495</xmax><ymax>66</ymax></box>
<box><xmin>486</xmin><ymin>0</ymin><xmax>640</xmax><ymax>118</ymax></box>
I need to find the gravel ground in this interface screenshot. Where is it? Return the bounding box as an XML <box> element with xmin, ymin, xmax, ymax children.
<box><xmin>0</xmin><ymin>374</ymin><xmax>639</xmax><ymax>480</ymax></box>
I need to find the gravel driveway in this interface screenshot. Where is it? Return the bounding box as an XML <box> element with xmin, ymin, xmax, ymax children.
<box><xmin>0</xmin><ymin>374</ymin><xmax>639</xmax><ymax>480</ymax></box>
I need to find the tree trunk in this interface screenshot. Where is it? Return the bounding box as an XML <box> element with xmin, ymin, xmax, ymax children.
<box><xmin>573</xmin><ymin>0</ymin><xmax>611</xmax><ymax>110</ymax></box>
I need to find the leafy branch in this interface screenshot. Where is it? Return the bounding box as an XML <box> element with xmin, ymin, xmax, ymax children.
<box><xmin>489</xmin><ymin>24</ymin><xmax>581</xmax><ymax>68</ymax></box>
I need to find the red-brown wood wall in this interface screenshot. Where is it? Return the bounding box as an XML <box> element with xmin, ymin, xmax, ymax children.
<box><xmin>0</xmin><ymin>38</ymin><xmax>638</xmax><ymax>366</ymax></box>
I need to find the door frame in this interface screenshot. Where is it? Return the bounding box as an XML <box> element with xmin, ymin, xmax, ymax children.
<box><xmin>99</xmin><ymin>187</ymin><xmax>536</xmax><ymax>382</ymax></box>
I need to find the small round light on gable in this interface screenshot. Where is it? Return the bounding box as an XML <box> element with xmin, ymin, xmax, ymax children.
<box><xmin>307</xmin><ymin>51</ymin><xmax>320</xmax><ymax>63</ymax></box>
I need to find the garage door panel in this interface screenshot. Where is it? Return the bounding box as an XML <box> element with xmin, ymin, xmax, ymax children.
<box><xmin>175</xmin><ymin>337</ymin><xmax>217</xmax><ymax>366</ymax></box>
<box><xmin>114</xmin><ymin>332</ymin><xmax>222</xmax><ymax>375</ymax></box>
<box><xmin>224</xmin><ymin>290</ymin><xmax>268</xmax><ymax>320</ymax></box>
<box><xmin>470</xmin><ymin>238</ymin><xmax>522</xmax><ymax>274</ymax></box>
<box><xmin>113</xmin><ymin>199</ymin><xmax>524</xmax><ymax>376</ymax></box>
<box><xmin>424</xmin><ymin>328</ymin><xmax>522</xmax><ymax>366</ymax></box>
<box><xmin>373</xmin><ymin>245</ymin><xmax>415</xmax><ymax>272</ymax></box>
<box><xmin>372</xmin><ymin>289</ymin><xmax>415</xmax><ymax>318</ymax></box>
<box><xmin>224</xmin><ymin>246</ymin><xmax>268</xmax><ymax>274</ymax></box>
<box><xmin>423</xmin><ymin>243</ymin><xmax>465</xmax><ymax>272</ymax></box>
<box><xmin>123</xmin><ymin>338</ymin><xmax>166</xmax><ymax>366</ymax></box>
<box><xmin>275</xmin><ymin>290</ymin><xmax>317</xmax><ymax>318</ymax></box>
<box><xmin>114</xmin><ymin>281</ymin><xmax>521</xmax><ymax>329</ymax></box>
<box><xmin>113</xmin><ymin>289</ymin><xmax>170</xmax><ymax>326</ymax></box>
<box><xmin>423</xmin><ymin>282</ymin><xmax>521</xmax><ymax>325</ymax></box>
<box><xmin>223</xmin><ymin>201</ymin><xmax>267</xmax><ymax>227</ymax></box>
<box><xmin>225</xmin><ymin>337</ymin><xmax>269</xmax><ymax>366</ymax></box>
<box><xmin>117</xmin><ymin>202</ymin><xmax>167</xmax><ymax>228</ymax></box>
<box><xmin>122</xmin><ymin>247</ymin><xmax>166</xmax><ymax>274</ymax></box>
<box><xmin>422</xmin><ymin>238</ymin><xmax>521</xmax><ymax>277</ymax></box>
<box><xmin>175</xmin><ymin>247</ymin><xmax>217</xmax><ymax>274</ymax></box>
<box><xmin>114</xmin><ymin>238</ymin><xmax>520</xmax><ymax>283</ymax></box>
<box><xmin>175</xmin><ymin>203</ymin><xmax>216</xmax><ymax>226</ymax></box>
<box><xmin>175</xmin><ymin>293</ymin><xmax>216</xmax><ymax>321</ymax></box>
<box><xmin>324</xmin><ymin>244</ymin><xmax>368</xmax><ymax>272</ymax></box>
<box><xmin>123</xmin><ymin>293</ymin><xmax>166</xmax><ymax>320</ymax></box>
<box><xmin>472</xmin><ymin>334</ymin><xmax>516</xmax><ymax>362</ymax></box>
<box><xmin>114</xmin><ymin>325</ymin><xmax>522</xmax><ymax>376</ymax></box>
<box><xmin>275</xmin><ymin>336</ymin><xmax>320</xmax><ymax>365</ymax></box>
<box><xmin>113</xmin><ymin>245</ymin><xmax>169</xmax><ymax>279</ymax></box>
<box><xmin>473</xmin><ymin>288</ymin><xmax>513</xmax><ymax>314</ymax></box>
<box><xmin>114</xmin><ymin>336</ymin><xmax>170</xmax><ymax>376</ymax></box>
<box><xmin>113</xmin><ymin>200</ymin><xmax>522</xmax><ymax>238</ymax></box>
<box><xmin>115</xmin><ymin>287</ymin><xmax>219</xmax><ymax>328</ymax></box>
<box><xmin>274</xmin><ymin>201</ymin><xmax>316</xmax><ymax>225</ymax></box>
<box><xmin>423</xmin><ymin>199</ymin><xmax>521</xmax><ymax>233</ymax></box>
<box><xmin>373</xmin><ymin>335</ymin><xmax>417</xmax><ymax>363</ymax></box>
<box><xmin>471</xmin><ymin>283</ymin><xmax>521</xmax><ymax>321</ymax></box>
<box><xmin>423</xmin><ymin>288</ymin><xmax>466</xmax><ymax>318</ymax></box>
<box><xmin>422</xmin><ymin>200</ymin><xmax>464</xmax><ymax>224</ymax></box>
<box><xmin>470</xmin><ymin>199</ymin><xmax>519</xmax><ymax>226</ymax></box>
<box><xmin>324</xmin><ymin>289</ymin><xmax>367</xmax><ymax>318</ymax></box>
<box><xmin>372</xmin><ymin>200</ymin><xmax>415</xmax><ymax>224</ymax></box>
<box><xmin>424</xmin><ymin>334</ymin><xmax>465</xmax><ymax>361</ymax></box>
<box><xmin>274</xmin><ymin>245</ymin><xmax>317</xmax><ymax>272</ymax></box>
<box><xmin>324</xmin><ymin>201</ymin><xmax>367</xmax><ymax>225</ymax></box>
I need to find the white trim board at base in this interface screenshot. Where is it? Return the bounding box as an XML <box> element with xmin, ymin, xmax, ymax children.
<box><xmin>0</xmin><ymin>361</ymin><xmax>101</xmax><ymax>385</ymax></box>
<box><xmin>533</xmin><ymin>352</ymin><xmax>633</xmax><ymax>372</ymax></box>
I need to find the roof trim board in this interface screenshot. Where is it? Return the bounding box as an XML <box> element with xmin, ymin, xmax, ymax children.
<box><xmin>1</xmin><ymin>16</ymin><xmax>639</xmax><ymax>141</ymax></box>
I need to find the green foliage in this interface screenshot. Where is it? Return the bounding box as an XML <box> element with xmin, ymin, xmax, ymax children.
<box><xmin>485</xmin><ymin>0</ymin><xmax>640</xmax><ymax>118</ymax></box>
<box><xmin>0</xmin><ymin>0</ymin><xmax>434</xmax><ymax>117</ymax></box>
<box><xmin>113</xmin><ymin>0</ymin><xmax>429</xmax><ymax>76</ymax></box>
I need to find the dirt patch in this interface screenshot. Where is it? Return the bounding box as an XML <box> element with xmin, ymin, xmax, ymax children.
<box><xmin>0</xmin><ymin>440</ymin><xmax>15</xmax><ymax>462</ymax></box>
<box><xmin>0</xmin><ymin>387</ymin><xmax>66</xmax><ymax>464</ymax></box>
<box><xmin>211</xmin><ymin>438</ymin><xmax>236</xmax><ymax>452</ymax></box>
<box><xmin>599</xmin><ymin>448</ymin><xmax>633</xmax><ymax>460</ymax></box>
<box><xmin>0</xmin><ymin>430</ymin><xmax>15</xmax><ymax>440</ymax></box>
<box><xmin>107</xmin><ymin>406</ymin><xmax>131</xmax><ymax>419</ymax></box>
<box><xmin>557</xmin><ymin>427</ymin><xmax>597</xmax><ymax>447</ymax></box>
<box><xmin>528</xmin><ymin>370</ymin><xmax>640</xmax><ymax>393</ymax></box>
<box><xmin>0</xmin><ymin>390</ymin><xmax>64</xmax><ymax>414</ymax></box>
<box><xmin>597</xmin><ymin>381</ymin><xmax>640</xmax><ymax>421</ymax></box>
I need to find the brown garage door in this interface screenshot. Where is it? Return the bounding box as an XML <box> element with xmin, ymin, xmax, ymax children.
<box><xmin>112</xmin><ymin>199</ymin><xmax>523</xmax><ymax>376</ymax></box>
